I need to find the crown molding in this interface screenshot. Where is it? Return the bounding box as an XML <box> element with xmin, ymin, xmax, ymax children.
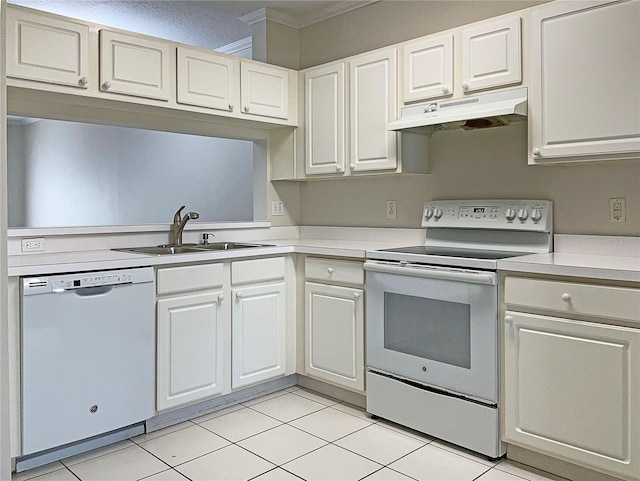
<box><xmin>239</xmin><ymin>7</ymin><xmax>298</xmax><ymax>29</ymax></box>
<box><xmin>215</xmin><ymin>36</ymin><xmax>252</xmax><ymax>55</ymax></box>
<box><xmin>298</xmin><ymin>1</ymin><xmax>378</xmax><ymax>28</ymax></box>
<box><xmin>240</xmin><ymin>1</ymin><xmax>378</xmax><ymax>29</ymax></box>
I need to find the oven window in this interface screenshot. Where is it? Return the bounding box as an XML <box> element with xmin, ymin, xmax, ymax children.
<box><xmin>384</xmin><ymin>293</ymin><xmax>471</xmax><ymax>369</ymax></box>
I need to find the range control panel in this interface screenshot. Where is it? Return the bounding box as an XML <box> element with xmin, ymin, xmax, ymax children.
<box><xmin>422</xmin><ymin>199</ymin><xmax>553</xmax><ymax>232</ymax></box>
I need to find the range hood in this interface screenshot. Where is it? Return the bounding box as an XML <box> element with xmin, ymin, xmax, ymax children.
<box><xmin>388</xmin><ymin>87</ymin><xmax>527</xmax><ymax>133</ymax></box>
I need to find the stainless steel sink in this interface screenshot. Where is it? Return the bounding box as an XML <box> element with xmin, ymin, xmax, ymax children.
<box><xmin>195</xmin><ymin>242</ymin><xmax>272</xmax><ymax>250</ymax></box>
<box><xmin>113</xmin><ymin>242</ymin><xmax>274</xmax><ymax>256</ymax></box>
<box><xmin>115</xmin><ymin>245</ymin><xmax>207</xmax><ymax>255</ymax></box>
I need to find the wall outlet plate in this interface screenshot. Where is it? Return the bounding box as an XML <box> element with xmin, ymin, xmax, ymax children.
<box><xmin>609</xmin><ymin>197</ymin><xmax>626</xmax><ymax>223</ymax></box>
<box><xmin>271</xmin><ymin>201</ymin><xmax>284</xmax><ymax>216</ymax></box>
<box><xmin>22</xmin><ymin>238</ymin><xmax>45</xmax><ymax>252</ymax></box>
<box><xmin>387</xmin><ymin>200</ymin><xmax>397</xmax><ymax>219</ymax></box>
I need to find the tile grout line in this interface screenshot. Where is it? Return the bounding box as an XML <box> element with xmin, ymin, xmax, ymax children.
<box><xmin>130</xmin><ymin>420</ymin><xmax>198</xmax><ymax>447</ymax></box>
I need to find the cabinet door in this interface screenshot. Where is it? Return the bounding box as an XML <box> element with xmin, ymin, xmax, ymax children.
<box><xmin>530</xmin><ymin>0</ymin><xmax>640</xmax><ymax>162</ymax></box>
<box><xmin>240</xmin><ymin>62</ymin><xmax>289</xmax><ymax>119</ymax></box>
<box><xmin>461</xmin><ymin>16</ymin><xmax>521</xmax><ymax>93</ymax></box>
<box><xmin>504</xmin><ymin>311</ymin><xmax>640</xmax><ymax>479</ymax></box>
<box><xmin>157</xmin><ymin>291</ymin><xmax>224</xmax><ymax>411</ymax></box>
<box><xmin>350</xmin><ymin>49</ymin><xmax>398</xmax><ymax>172</ymax></box>
<box><xmin>305</xmin><ymin>62</ymin><xmax>346</xmax><ymax>175</ymax></box>
<box><xmin>232</xmin><ymin>282</ymin><xmax>286</xmax><ymax>389</ymax></box>
<box><xmin>403</xmin><ymin>34</ymin><xmax>453</xmax><ymax>103</ymax></box>
<box><xmin>177</xmin><ymin>46</ymin><xmax>238</xmax><ymax>113</ymax></box>
<box><xmin>305</xmin><ymin>282</ymin><xmax>364</xmax><ymax>392</ymax></box>
<box><xmin>100</xmin><ymin>30</ymin><xmax>171</xmax><ymax>101</ymax></box>
<box><xmin>6</xmin><ymin>8</ymin><xmax>89</xmax><ymax>88</ymax></box>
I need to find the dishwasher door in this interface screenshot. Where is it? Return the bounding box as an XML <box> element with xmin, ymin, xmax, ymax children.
<box><xmin>21</xmin><ymin>267</ymin><xmax>156</xmax><ymax>455</ymax></box>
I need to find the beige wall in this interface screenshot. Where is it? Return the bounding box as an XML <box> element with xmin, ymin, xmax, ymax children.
<box><xmin>294</xmin><ymin>0</ymin><xmax>639</xmax><ymax>236</ymax></box>
<box><xmin>266</xmin><ymin>21</ymin><xmax>300</xmax><ymax>70</ymax></box>
<box><xmin>298</xmin><ymin>0</ymin><xmax>548</xmax><ymax>69</ymax></box>
<box><xmin>300</xmin><ymin>124</ymin><xmax>640</xmax><ymax>235</ymax></box>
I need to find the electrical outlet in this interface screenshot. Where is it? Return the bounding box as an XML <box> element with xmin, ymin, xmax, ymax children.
<box><xmin>22</xmin><ymin>238</ymin><xmax>45</xmax><ymax>252</ymax></box>
<box><xmin>609</xmin><ymin>197</ymin><xmax>626</xmax><ymax>223</ymax></box>
<box><xmin>271</xmin><ymin>201</ymin><xmax>284</xmax><ymax>216</ymax></box>
<box><xmin>387</xmin><ymin>200</ymin><xmax>397</xmax><ymax>219</ymax></box>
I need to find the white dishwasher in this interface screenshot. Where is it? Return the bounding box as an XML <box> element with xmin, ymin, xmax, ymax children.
<box><xmin>21</xmin><ymin>267</ymin><xmax>156</xmax><ymax>455</ymax></box>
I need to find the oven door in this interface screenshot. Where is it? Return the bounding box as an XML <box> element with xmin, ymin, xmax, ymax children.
<box><xmin>364</xmin><ymin>261</ymin><xmax>498</xmax><ymax>404</ymax></box>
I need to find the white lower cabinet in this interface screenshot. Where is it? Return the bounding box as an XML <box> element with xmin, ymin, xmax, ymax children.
<box><xmin>503</xmin><ymin>275</ymin><xmax>640</xmax><ymax>480</ymax></box>
<box><xmin>304</xmin><ymin>257</ymin><xmax>365</xmax><ymax>392</ymax></box>
<box><xmin>305</xmin><ymin>282</ymin><xmax>364</xmax><ymax>391</ymax></box>
<box><xmin>156</xmin><ymin>264</ymin><xmax>226</xmax><ymax>411</ymax></box>
<box><xmin>231</xmin><ymin>257</ymin><xmax>287</xmax><ymax>389</ymax></box>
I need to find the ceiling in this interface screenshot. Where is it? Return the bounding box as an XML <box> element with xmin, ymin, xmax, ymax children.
<box><xmin>8</xmin><ymin>0</ymin><xmax>375</xmax><ymax>51</ymax></box>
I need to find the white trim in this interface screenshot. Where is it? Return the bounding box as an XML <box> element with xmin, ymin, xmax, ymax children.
<box><xmin>240</xmin><ymin>2</ymin><xmax>378</xmax><ymax>29</ymax></box>
<box><xmin>8</xmin><ymin>221</ymin><xmax>272</xmax><ymax>238</ymax></box>
<box><xmin>215</xmin><ymin>36</ymin><xmax>252</xmax><ymax>55</ymax></box>
<box><xmin>299</xmin><ymin>1</ymin><xmax>378</xmax><ymax>28</ymax></box>
<box><xmin>0</xmin><ymin>0</ymin><xmax>11</xmax><ymax>477</ymax></box>
<box><xmin>554</xmin><ymin>234</ymin><xmax>640</xmax><ymax>258</ymax></box>
<box><xmin>239</xmin><ymin>8</ymin><xmax>298</xmax><ymax>29</ymax></box>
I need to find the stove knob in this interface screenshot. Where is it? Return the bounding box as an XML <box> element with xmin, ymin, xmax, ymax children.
<box><xmin>517</xmin><ymin>208</ymin><xmax>529</xmax><ymax>221</ymax></box>
<box><xmin>433</xmin><ymin>208</ymin><xmax>443</xmax><ymax>219</ymax></box>
<box><xmin>505</xmin><ymin>208</ymin><xmax>516</xmax><ymax>221</ymax></box>
<box><xmin>424</xmin><ymin>208</ymin><xmax>434</xmax><ymax>220</ymax></box>
<box><xmin>530</xmin><ymin>208</ymin><xmax>543</xmax><ymax>222</ymax></box>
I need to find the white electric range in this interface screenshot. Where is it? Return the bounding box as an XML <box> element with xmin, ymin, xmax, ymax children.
<box><xmin>364</xmin><ymin>199</ymin><xmax>553</xmax><ymax>459</ymax></box>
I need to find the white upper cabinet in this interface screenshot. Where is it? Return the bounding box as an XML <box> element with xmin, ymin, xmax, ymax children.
<box><xmin>99</xmin><ymin>30</ymin><xmax>171</xmax><ymax>101</ymax></box>
<box><xmin>403</xmin><ymin>34</ymin><xmax>453</xmax><ymax>103</ymax></box>
<box><xmin>176</xmin><ymin>46</ymin><xmax>238</xmax><ymax>113</ymax></box>
<box><xmin>240</xmin><ymin>61</ymin><xmax>289</xmax><ymax>120</ymax></box>
<box><xmin>6</xmin><ymin>8</ymin><xmax>89</xmax><ymax>89</ymax></box>
<box><xmin>530</xmin><ymin>0</ymin><xmax>640</xmax><ymax>163</ymax></box>
<box><xmin>461</xmin><ymin>16</ymin><xmax>521</xmax><ymax>93</ymax></box>
<box><xmin>305</xmin><ymin>62</ymin><xmax>346</xmax><ymax>175</ymax></box>
<box><xmin>350</xmin><ymin>49</ymin><xmax>398</xmax><ymax>172</ymax></box>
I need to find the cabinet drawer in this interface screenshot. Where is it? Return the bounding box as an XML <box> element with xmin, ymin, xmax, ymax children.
<box><xmin>232</xmin><ymin>257</ymin><xmax>285</xmax><ymax>285</ymax></box>
<box><xmin>505</xmin><ymin>277</ymin><xmax>640</xmax><ymax>323</ymax></box>
<box><xmin>305</xmin><ymin>258</ymin><xmax>364</xmax><ymax>286</ymax></box>
<box><xmin>157</xmin><ymin>263</ymin><xmax>223</xmax><ymax>295</ymax></box>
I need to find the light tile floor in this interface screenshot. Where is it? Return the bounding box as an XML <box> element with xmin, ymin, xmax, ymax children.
<box><xmin>14</xmin><ymin>387</ymin><xmax>569</xmax><ymax>481</ymax></box>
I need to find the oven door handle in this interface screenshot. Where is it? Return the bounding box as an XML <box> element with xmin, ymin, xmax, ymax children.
<box><xmin>364</xmin><ymin>261</ymin><xmax>496</xmax><ymax>285</ymax></box>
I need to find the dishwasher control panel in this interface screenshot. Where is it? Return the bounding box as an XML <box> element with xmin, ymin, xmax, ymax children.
<box><xmin>22</xmin><ymin>268</ymin><xmax>153</xmax><ymax>295</ymax></box>
<box><xmin>52</xmin><ymin>273</ymin><xmax>133</xmax><ymax>290</ymax></box>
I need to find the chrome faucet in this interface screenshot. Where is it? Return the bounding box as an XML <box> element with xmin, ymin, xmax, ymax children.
<box><xmin>171</xmin><ymin>205</ymin><xmax>199</xmax><ymax>245</ymax></box>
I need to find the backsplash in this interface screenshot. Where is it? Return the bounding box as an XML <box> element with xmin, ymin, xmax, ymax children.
<box><xmin>299</xmin><ymin>124</ymin><xmax>640</xmax><ymax>236</ymax></box>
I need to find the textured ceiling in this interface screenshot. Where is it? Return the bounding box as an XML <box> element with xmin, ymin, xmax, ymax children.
<box><xmin>8</xmin><ymin>0</ymin><xmax>347</xmax><ymax>50</ymax></box>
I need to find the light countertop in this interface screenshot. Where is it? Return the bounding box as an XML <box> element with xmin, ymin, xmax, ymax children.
<box><xmin>10</xmin><ymin>234</ymin><xmax>640</xmax><ymax>283</ymax></box>
<box><xmin>498</xmin><ymin>252</ymin><xmax>640</xmax><ymax>283</ymax></box>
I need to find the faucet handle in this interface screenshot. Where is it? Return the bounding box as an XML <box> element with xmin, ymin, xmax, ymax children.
<box><xmin>201</xmin><ymin>233</ymin><xmax>215</xmax><ymax>245</ymax></box>
<box><xmin>173</xmin><ymin>205</ymin><xmax>186</xmax><ymax>223</ymax></box>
